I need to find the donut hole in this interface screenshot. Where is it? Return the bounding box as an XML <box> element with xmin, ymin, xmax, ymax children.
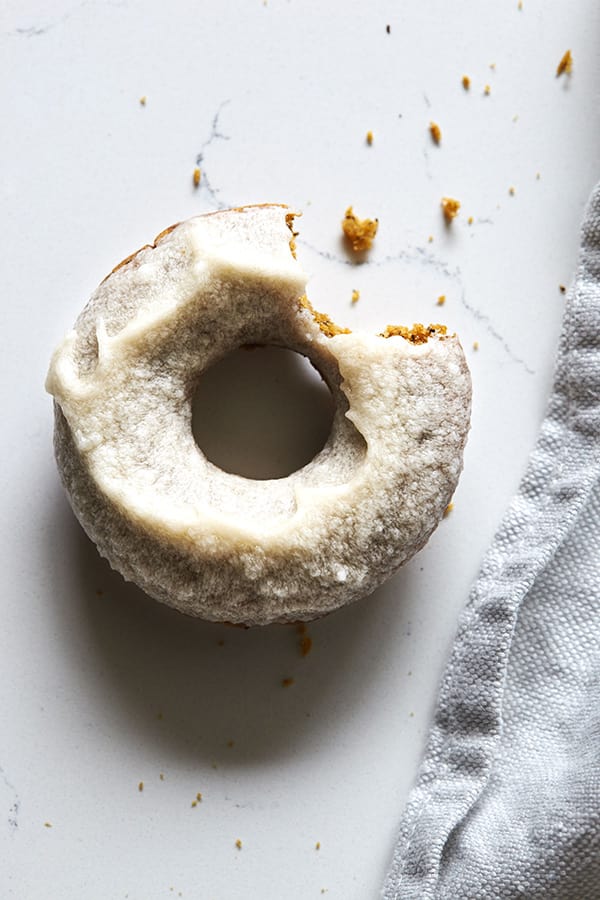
<box><xmin>191</xmin><ymin>346</ymin><xmax>335</xmax><ymax>480</ymax></box>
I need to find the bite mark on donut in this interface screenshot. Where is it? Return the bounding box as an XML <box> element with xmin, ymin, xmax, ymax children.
<box><xmin>380</xmin><ymin>323</ymin><xmax>448</xmax><ymax>343</ymax></box>
<box><xmin>299</xmin><ymin>295</ymin><xmax>352</xmax><ymax>338</ymax></box>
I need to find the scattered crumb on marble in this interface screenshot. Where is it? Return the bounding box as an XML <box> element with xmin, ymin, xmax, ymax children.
<box><xmin>428</xmin><ymin>234</ymin><xmax>434</xmax><ymax>243</ymax></box>
<box><xmin>443</xmin><ymin>502</ymin><xmax>454</xmax><ymax>517</ymax></box>
<box><xmin>536</xmin><ymin>172</ymin><xmax>541</xmax><ymax>180</ymax></box>
<box><xmin>436</xmin><ymin>295</ymin><xmax>446</xmax><ymax>307</ymax></box>
<box><xmin>44</xmin><ymin>822</ymin><xmax>52</xmax><ymax>828</ymax></box>
<box><xmin>160</xmin><ymin>773</ymin><xmax>165</xmax><ymax>781</ymax></box>
<box><xmin>341</xmin><ymin>206</ymin><xmax>378</xmax><ymax>252</ymax></box>
<box><xmin>386</xmin><ymin>24</ymin><xmax>391</xmax><ymax>34</ymax></box>
<box><xmin>315</xmin><ymin>841</ymin><xmax>321</xmax><ymax>850</ymax></box>
<box><xmin>509</xmin><ymin>186</ymin><xmax>515</xmax><ymax>196</ymax></box>
<box><xmin>282</xmin><ymin>677</ymin><xmax>295</xmax><ymax>688</ymax></box>
<box><xmin>441</xmin><ymin>196</ymin><xmax>460</xmax><ymax>222</ymax></box>
<box><xmin>473</xmin><ymin>341</ymin><xmax>480</xmax><ymax>351</ymax></box>
<box><xmin>191</xmin><ymin>800</ymin><xmax>198</xmax><ymax>808</ymax></box>
<box><xmin>138</xmin><ymin>781</ymin><xmax>144</xmax><ymax>792</ymax></box>
<box><xmin>366</xmin><ymin>130</ymin><xmax>373</xmax><ymax>145</ymax></box>
<box><xmin>489</xmin><ymin>62</ymin><xmax>496</xmax><ymax>70</ymax></box>
<box><xmin>556</xmin><ymin>49</ymin><xmax>572</xmax><ymax>77</ymax></box>
<box><xmin>351</xmin><ymin>289</ymin><xmax>360</xmax><ymax>305</ymax></box>
<box><xmin>429</xmin><ymin>121</ymin><xmax>442</xmax><ymax>145</ymax></box>
<box><xmin>518</xmin><ymin>0</ymin><xmax>523</xmax><ymax>8</ymax></box>
<box><xmin>139</xmin><ymin>96</ymin><xmax>147</xmax><ymax>106</ymax></box>
<box><xmin>235</xmin><ymin>839</ymin><xmax>243</xmax><ymax>850</ymax></box>
<box><xmin>467</xmin><ymin>216</ymin><xmax>474</xmax><ymax>225</ymax></box>
<box><xmin>559</xmin><ymin>284</ymin><xmax>566</xmax><ymax>294</ymax></box>
<box><xmin>484</xmin><ymin>84</ymin><xmax>491</xmax><ymax>96</ymax></box>
<box><xmin>409</xmin><ymin>712</ymin><xmax>415</xmax><ymax>718</ymax></box>
<box><xmin>462</xmin><ymin>75</ymin><xmax>471</xmax><ymax>90</ymax></box>
<box><xmin>193</xmin><ymin>167</ymin><xmax>201</xmax><ymax>188</ymax></box>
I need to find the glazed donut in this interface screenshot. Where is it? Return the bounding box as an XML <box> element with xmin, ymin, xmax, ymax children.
<box><xmin>46</xmin><ymin>204</ymin><xmax>471</xmax><ymax>625</ymax></box>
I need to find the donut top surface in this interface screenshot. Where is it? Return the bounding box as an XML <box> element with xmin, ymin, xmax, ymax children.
<box><xmin>47</xmin><ymin>204</ymin><xmax>471</xmax><ymax>623</ymax></box>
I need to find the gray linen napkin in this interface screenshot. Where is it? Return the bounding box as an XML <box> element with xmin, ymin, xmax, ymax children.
<box><xmin>382</xmin><ymin>181</ymin><xmax>600</xmax><ymax>900</ymax></box>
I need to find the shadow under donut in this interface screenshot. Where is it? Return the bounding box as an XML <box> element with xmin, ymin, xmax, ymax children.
<box><xmin>50</xmin><ymin>487</ymin><xmax>416</xmax><ymax>767</ymax></box>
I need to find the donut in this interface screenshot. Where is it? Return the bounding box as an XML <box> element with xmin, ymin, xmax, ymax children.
<box><xmin>46</xmin><ymin>204</ymin><xmax>471</xmax><ymax>625</ymax></box>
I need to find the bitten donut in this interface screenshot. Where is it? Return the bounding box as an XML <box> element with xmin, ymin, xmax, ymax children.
<box><xmin>46</xmin><ymin>204</ymin><xmax>471</xmax><ymax>625</ymax></box>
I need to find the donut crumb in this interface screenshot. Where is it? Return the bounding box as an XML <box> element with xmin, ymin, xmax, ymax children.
<box><xmin>285</xmin><ymin>212</ymin><xmax>300</xmax><ymax>258</ymax></box>
<box><xmin>366</xmin><ymin>130</ymin><xmax>373</xmax><ymax>145</ymax></box>
<box><xmin>351</xmin><ymin>289</ymin><xmax>360</xmax><ymax>304</ymax></box>
<box><xmin>282</xmin><ymin>677</ymin><xmax>295</xmax><ymax>688</ymax></box>
<box><xmin>443</xmin><ymin>503</ymin><xmax>454</xmax><ymax>517</ymax></box>
<box><xmin>193</xmin><ymin>167</ymin><xmax>201</xmax><ymax>188</ymax></box>
<box><xmin>341</xmin><ymin>206</ymin><xmax>378</xmax><ymax>252</ymax></box>
<box><xmin>436</xmin><ymin>295</ymin><xmax>446</xmax><ymax>306</ymax></box>
<box><xmin>235</xmin><ymin>839</ymin><xmax>243</xmax><ymax>850</ymax></box>
<box><xmin>299</xmin><ymin>295</ymin><xmax>351</xmax><ymax>338</ymax></box>
<box><xmin>556</xmin><ymin>50</ymin><xmax>572</xmax><ymax>77</ymax></box>
<box><xmin>429</xmin><ymin>122</ymin><xmax>442</xmax><ymax>145</ymax></box>
<box><xmin>138</xmin><ymin>782</ymin><xmax>144</xmax><ymax>792</ymax></box>
<box><xmin>380</xmin><ymin>323</ymin><xmax>447</xmax><ymax>343</ymax></box>
<box><xmin>441</xmin><ymin>197</ymin><xmax>460</xmax><ymax>222</ymax></box>
<box><xmin>462</xmin><ymin>75</ymin><xmax>471</xmax><ymax>90</ymax></box>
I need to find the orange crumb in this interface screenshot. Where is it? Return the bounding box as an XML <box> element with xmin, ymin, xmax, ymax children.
<box><xmin>489</xmin><ymin>62</ymin><xmax>496</xmax><ymax>70</ymax></box>
<box><xmin>235</xmin><ymin>839</ymin><xmax>243</xmax><ymax>850</ymax></box>
<box><xmin>428</xmin><ymin>235</ymin><xmax>434</xmax><ymax>243</ymax></box>
<box><xmin>341</xmin><ymin>206</ymin><xmax>378</xmax><ymax>252</ymax></box>
<box><xmin>509</xmin><ymin>186</ymin><xmax>515</xmax><ymax>196</ymax></box>
<box><xmin>467</xmin><ymin>216</ymin><xmax>474</xmax><ymax>225</ymax></box>
<box><xmin>462</xmin><ymin>75</ymin><xmax>471</xmax><ymax>90</ymax></box>
<box><xmin>429</xmin><ymin>121</ymin><xmax>442</xmax><ymax>145</ymax></box>
<box><xmin>315</xmin><ymin>842</ymin><xmax>321</xmax><ymax>850</ymax></box>
<box><xmin>300</xmin><ymin>634</ymin><xmax>313</xmax><ymax>657</ymax></box>
<box><xmin>473</xmin><ymin>340</ymin><xmax>480</xmax><ymax>351</ymax></box>
<box><xmin>441</xmin><ymin>196</ymin><xmax>460</xmax><ymax>222</ymax></box>
<box><xmin>193</xmin><ymin>167</ymin><xmax>201</xmax><ymax>187</ymax></box>
<box><xmin>443</xmin><ymin>503</ymin><xmax>454</xmax><ymax>518</ymax></box>
<box><xmin>559</xmin><ymin>284</ymin><xmax>566</xmax><ymax>294</ymax></box>
<box><xmin>44</xmin><ymin>822</ymin><xmax>52</xmax><ymax>828</ymax></box>
<box><xmin>351</xmin><ymin>289</ymin><xmax>360</xmax><ymax>304</ymax></box>
<box><xmin>138</xmin><ymin>782</ymin><xmax>144</xmax><ymax>792</ymax></box>
<box><xmin>436</xmin><ymin>295</ymin><xmax>446</xmax><ymax>306</ymax></box>
<box><xmin>381</xmin><ymin>323</ymin><xmax>447</xmax><ymax>343</ymax></box>
<box><xmin>139</xmin><ymin>96</ymin><xmax>147</xmax><ymax>106</ymax></box>
<box><xmin>366</xmin><ymin>130</ymin><xmax>373</xmax><ymax>145</ymax></box>
<box><xmin>299</xmin><ymin>294</ymin><xmax>351</xmax><ymax>338</ymax></box>
<box><xmin>484</xmin><ymin>84</ymin><xmax>491</xmax><ymax>95</ymax></box>
<box><xmin>191</xmin><ymin>800</ymin><xmax>198</xmax><ymax>808</ymax></box>
<box><xmin>518</xmin><ymin>0</ymin><xmax>523</xmax><ymax>8</ymax></box>
<box><xmin>282</xmin><ymin>677</ymin><xmax>295</xmax><ymax>688</ymax></box>
<box><xmin>197</xmin><ymin>792</ymin><xmax>203</xmax><ymax>801</ymax></box>
<box><xmin>556</xmin><ymin>50</ymin><xmax>572</xmax><ymax>77</ymax></box>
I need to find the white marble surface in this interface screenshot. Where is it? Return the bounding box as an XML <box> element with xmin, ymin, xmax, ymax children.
<box><xmin>2</xmin><ymin>2</ymin><xmax>600</xmax><ymax>898</ymax></box>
